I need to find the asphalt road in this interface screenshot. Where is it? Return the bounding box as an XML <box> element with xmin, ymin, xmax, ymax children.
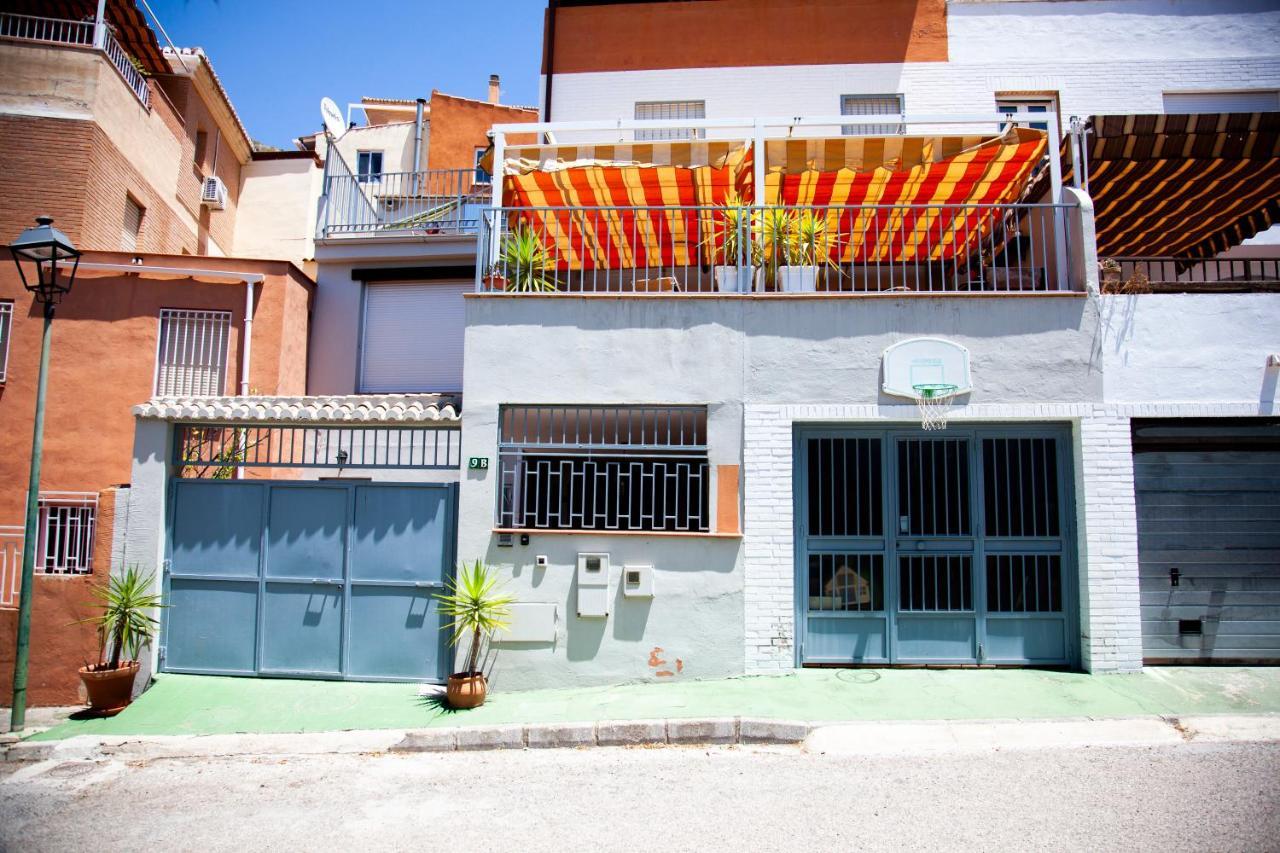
<box><xmin>3</xmin><ymin>741</ymin><xmax>1279</xmax><ymax>852</ymax></box>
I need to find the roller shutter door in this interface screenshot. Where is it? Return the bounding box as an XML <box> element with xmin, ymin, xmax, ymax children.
<box><xmin>1134</xmin><ymin>419</ymin><xmax>1280</xmax><ymax>663</ymax></box>
<box><xmin>360</xmin><ymin>281</ymin><xmax>467</xmax><ymax>393</ymax></box>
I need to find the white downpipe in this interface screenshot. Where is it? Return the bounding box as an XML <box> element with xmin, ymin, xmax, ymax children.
<box><xmin>486</xmin><ymin>130</ymin><xmax>506</xmax><ymax>286</ymax></box>
<box><xmin>93</xmin><ymin>0</ymin><xmax>107</xmax><ymax>49</ymax></box>
<box><xmin>240</xmin><ymin>279</ymin><xmax>255</xmax><ymax>396</ymax></box>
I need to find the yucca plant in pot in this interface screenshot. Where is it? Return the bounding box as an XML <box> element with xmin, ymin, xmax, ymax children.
<box><xmin>491</xmin><ymin>224</ymin><xmax>559</xmax><ymax>292</ymax></box>
<box><xmin>76</xmin><ymin>565</ymin><xmax>164</xmax><ymax>715</ymax></box>
<box><xmin>702</xmin><ymin>192</ymin><xmax>759</xmax><ymax>292</ymax></box>
<box><xmin>436</xmin><ymin>560</ymin><xmax>515</xmax><ymax>709</ymax></box>
<box><xmin>777</xmin><ymin>208</ymin><xmax>838</xmax><ymax>293</ymax></box>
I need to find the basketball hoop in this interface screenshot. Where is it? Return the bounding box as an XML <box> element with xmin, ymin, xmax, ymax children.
<box><xmin>913</xmin><ymin>383</ymin><xmax>958</xmax><ymax>431</ymax></box>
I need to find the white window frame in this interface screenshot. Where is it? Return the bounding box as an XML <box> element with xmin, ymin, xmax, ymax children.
<box><xmin>356</xmin><ymin>150</ymin><xmax>384</xmax><ymax>183</ymax></box>
<box><xmin>635</xmin><ymin>100</ymin><xmax>706</xmax><ymax>141</ymax></box>
<box><xmin>36</xmin><ymin>493</ymin><xmax>97</xmax><ymax>575</ymax></box>
<box><xmin>154</xmin><ymin>308</ymin><xmax>232</xmax><ymax>397</ymax></box>
<box><xmin>841</xmin><ymin>94</ymin><xmax>905</xmax><ymax>136</ymax></box>
<box><xmin>996</xmin><ymin>95</ymin><xmax>1059</xmax><ymax>132</ymax></box>
<box><xmin>474</xmin><ymin>146</ymin><xmax>491</xmax><ymax>184</ymax></box>
<box><xmin>0</xmin><ymin>300</ymin><xmax>12</xmax><ymax>384</ymax></box>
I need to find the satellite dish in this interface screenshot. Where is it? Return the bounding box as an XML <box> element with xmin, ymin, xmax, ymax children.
<box><xmin>320</xmin><ymin>97</ymin><xmax>345</xmax><ymax>138</ymax></box>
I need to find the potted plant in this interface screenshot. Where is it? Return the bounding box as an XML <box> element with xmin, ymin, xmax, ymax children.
<box><xmin>76</xmin><ymin>565</ymin><xmax>164</xmax><ymax>716</ymax></box>
<box><xmin>702</xmin><ymin>192</ymin><xmax>759</xmax><ymax>292</ymax></box>
<box><xmin>436</xmin><ymin>560</ymin><xmax>514</xmax><ymax>709</ymax></box>
<box><xmin>777</xmin><ymin>209</ymin><xmax>837</xmax><ymax>293</ymax></box>
<box><xmin>1099</xmin><ymin>257</ymin><xmax>1123</xmax><ymax>293</ymax></box>
<box><xmin>492</xmin><ymin>224</ymin><xmax>559</xmax><ymax>292</ymax></box>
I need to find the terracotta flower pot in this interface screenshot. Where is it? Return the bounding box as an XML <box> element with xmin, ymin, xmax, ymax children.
<box><xmin>446</xmin><ymin>672</ymin><xmax>488</xmax><ymax>709</ymax></box>
<box><xmin>78</xmin><ymin>661</ymin><xmax>140</xmax><ymax>716</ymax></box>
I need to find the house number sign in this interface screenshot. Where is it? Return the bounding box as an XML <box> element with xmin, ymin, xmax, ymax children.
<box><xmin>468</xmin><ymin>457</ymin><xmax>489</xmax><ymax>470</ymax></box>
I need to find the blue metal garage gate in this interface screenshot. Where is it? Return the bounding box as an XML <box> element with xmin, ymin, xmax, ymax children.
<box><xmin>160</xmin><ymin>422</ymin><xmax>460</xmax><ymax>682</ymax></box>
<box><xmin>795</xmin><ymin>425</ymin><xmax>1078</xmax><ymax>667</ymax></box>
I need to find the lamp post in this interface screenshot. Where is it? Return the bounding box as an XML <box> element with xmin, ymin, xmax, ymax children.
<box><xmin>7</xmin><ymin>216</ymin><xmax>80</xmax><ymax>732</ymax></box>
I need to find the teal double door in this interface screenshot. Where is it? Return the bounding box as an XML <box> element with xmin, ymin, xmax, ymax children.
<box><xmin>796</xmin><ymin>426</ymin><xmax>1077</xmax><ymax>666</ymax></box>
<box><xmin>163</xmin><ymin>480</ymin><xmax>456</xmax><ymax>681</ymax></box>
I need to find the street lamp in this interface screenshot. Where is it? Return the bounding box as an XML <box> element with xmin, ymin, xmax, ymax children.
<box><xmin>8</xmin><ymin>216</ymin><xmax>80</xmax><ymax>732</ymax></box>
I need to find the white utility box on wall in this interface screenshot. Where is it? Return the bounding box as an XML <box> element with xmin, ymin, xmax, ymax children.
<box><xmin>576</xmin><ymin>552</ymin><xmax>610</xmax><ymax>618</ymax></box>
<box><xmin>497</xmin><ymin>603</ymin><xmax>558</xmax><ymax>643</ymax></box>
<box><xmin>622</xmin><ymin>564</ymin><xmax>654</xmax><ymax>598</ymax></box>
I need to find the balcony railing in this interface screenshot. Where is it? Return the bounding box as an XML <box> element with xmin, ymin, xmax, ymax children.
<box><xmin>0</xmin><ymin>12</ymin><xmax>151</xmax><ymax>107</ymax></box>
<box><xmin>1103</xmin><ymin>256</ymin><xmax>1280</xmax><ymax>293</ymax></box>
<box><xmin>479</xmin><ymin>202</ymin><xmax>1074</xmax><ymax>294</ymax></box>
<box><xmin>318</xmin><ymin>167</ymin><xmax>491</xmax><ymax>238</ymax></box>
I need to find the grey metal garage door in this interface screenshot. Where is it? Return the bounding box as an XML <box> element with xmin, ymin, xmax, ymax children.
<box><xmin>162</xmin><ymin>479</ymin><xmax>457</xmax><ymax>681</ymax></box>
<box><xmin>795</xmin><ymin>424</ymin><xmax>1078</xmax><ymax>667</ymax></box>
<box><xmin>1135</xmin><ymin>420</ymin><xmax>1280</xmax><ymax>663</ymax></box>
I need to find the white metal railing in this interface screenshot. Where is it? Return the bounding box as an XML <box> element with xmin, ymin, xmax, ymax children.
<box><xmin>319</xmin><ymin>167</ymin><xmax>491</xmax><ymax>238</ymax></box>
<box><xmin>0</xmin><ymin>526</ymin><xmax>21</xmax><ymax>609</ymax></box>
<box><xmin>480</xmin><ymin>201</ymin><xmax>1075</xmax><ymax>294</ymax></box>
<box><xmin>0</xmin><ymin>12</ymin><xmax>150</xmax><ymax>107</ymax></box>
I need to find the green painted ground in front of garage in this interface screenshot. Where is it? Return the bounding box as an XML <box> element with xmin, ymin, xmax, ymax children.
<box><xmin>26</xmin><ymin>666</ymin><xmax>1280</xmax><ymax>741</ymax></box>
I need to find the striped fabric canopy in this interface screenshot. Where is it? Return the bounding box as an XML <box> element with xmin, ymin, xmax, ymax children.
<box><xmin>1077</xmin><ymin>113</ymin><xmax>1280</xmax><ymax>259</ymax></box>
<box><xmin>498</xmin><ymin>130</ymin><xmax>1047</xmax><ymax>270</ymax></box>
<box><xmin>501</xmin><ymin>142</ymin><xmax>751</xmax><ymax>271</ymax></box>
<box><xmin>764</xmin><ymin>128</ymin><xmax>1048</xmax><ymax>263</ymax></box>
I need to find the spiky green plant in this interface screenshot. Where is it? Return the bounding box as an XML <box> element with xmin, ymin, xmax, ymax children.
<box><xmin>702</xmin><ymin>191</ymin><xmax>760</xmax><ymax>267</ymax></box>
<box><xmin>497</xmin><ymin>225</ymin><xmax>559</xmax><ymax>292</ymax></box>
<box><xmin>783</xmin><ymin>209</ymin><xmax>838</xmax><ymax>270</ymax></box>
<box><xmin>435</xmin><ymin>560</ymin><xmax>515</xmax><ymax>677</ymax></box>
<box><xmin>77</xmin><ymin>566</ymin><xmax>165</xmax><ymax>671</ymax></box>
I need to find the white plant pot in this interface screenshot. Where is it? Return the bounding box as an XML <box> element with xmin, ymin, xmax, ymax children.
<box><xmin>779</xmin><ymin>265</ymin><xmax>819</xmax><ymax>293</ymax></box>
<box><xmin>715</xmin><ymin>265</ymin><xmax>757</xmax><ymax>293</ymax></box>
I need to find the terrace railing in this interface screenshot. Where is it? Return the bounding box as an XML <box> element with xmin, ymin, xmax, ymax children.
<box><xmin>1103</xmin><ymin>256</ymin><xmax>1280</xmax><ymax>293</ymax></box>
<box><xmin>479</xmin><ymin>202</ymin><xmax>1075</xmax><ymax>294</ymax></box>
<box><xmin>318</xmin><ymin>167</ymin><xmax>491</xmax><ymax>238</ymax></box>
<box><xmin>0</xmin><ymin>12</ymin><xmax>151</xmax><ymax>107</ymax></box>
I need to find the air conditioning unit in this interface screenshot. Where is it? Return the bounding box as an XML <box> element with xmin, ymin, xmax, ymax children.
<box><xmin>201</xmin><ymin>176</ymin><xmax>227</xmax><ymax>210</ymax></box>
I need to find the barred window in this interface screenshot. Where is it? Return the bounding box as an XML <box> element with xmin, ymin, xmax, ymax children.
<box><xmin>497</xmin><ymin>405</ymin><xmax>709</xmax><ymax>532</ymax></box>
<box><xmin>840</xmin><ymin>94</ymin><xmax>904</xmax><ymax>136</ymax></box>
<box><xmin>635</xmin><ymin>101</ymin><xmax>706</xmax><ymax>141</ymax></box>
<box><xmin>37</xmin><ymin>494</ymin><xmax>97</xmax><ymax>575</ymax></box>
<box><xmin>0</xmin><ymin>300</ymin><xmax>12</xmax><ymax>383</ymax></box>
<box><xmin>155</xmin><ymin>309</ymin><xmax>231</xmax><ymax>397</ymax></box>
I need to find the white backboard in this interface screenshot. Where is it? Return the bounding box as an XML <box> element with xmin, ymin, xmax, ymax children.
<box><xmin>882</xmin><ymin>337</ymin><xmax>972</xmax><ymax>398</ymax></box>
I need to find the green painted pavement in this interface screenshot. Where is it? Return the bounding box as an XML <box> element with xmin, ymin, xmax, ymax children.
<box><xmin>28</xmin><ymin>667</ymin><xmax>1280</xmax><ymax>741</ymax></box>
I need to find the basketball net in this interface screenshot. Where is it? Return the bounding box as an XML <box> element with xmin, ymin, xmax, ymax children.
<box><xmin>913</xmin><ymin>384</ymin><xmax>958</xmax><ymax>431</ymax></box>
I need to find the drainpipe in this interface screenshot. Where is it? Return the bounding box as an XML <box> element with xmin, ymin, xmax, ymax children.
<box><xmin>542</xmin><ymin>0</ymin><xmax>558</xmax><ymax>123</ymax></box>
<box><xmin>240</xmin><ymin>279</ymin><xmax>255</xmax><ymax>396</ymax></box>
<box><xmin>413</xmin><ymin>98</ymin><xmax>426</xmax><ymax>173</ymax></box>
<box><xmin>92</xmin><ymin>0</ymin><xmax>107</xmax><ymax>48</ymax></box>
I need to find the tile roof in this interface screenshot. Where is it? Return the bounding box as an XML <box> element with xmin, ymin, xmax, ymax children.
<box><xmin>133</xmin><ymin>395</ymin><xmax>461</xmax><ymax>424</ymax></box>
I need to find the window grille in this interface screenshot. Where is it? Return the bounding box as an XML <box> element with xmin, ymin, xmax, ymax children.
<box><xmin>37</xmin><ymin>493</ymin><xmax>97</xmax><ymax>575</ymax></box>
<box><xmin>634</xmin><ymin>101</ymin><xmax>706</xmax><ymax>141</ymax></box>
<box><xmin>357</xmin><ymin>150</ymin><xmax>384</xmax><ymax>183</ymax></box>
<box><xmin>121</xmin><ymin>196</ymin><xmax>144</xmax><ymax>252</ymax></box>
<box><xmin>155</xmin><ymin>309</ymin><xmax>231</xmax><ymax>397</ymax></box>
<box><xmin>0</xmin><ymin>300</ymin><xmax>12</xmax><ymax>383</ymax></box>
<box><xmin>497</xmin><ymin>405</ymin><xmax>710</xmax><ymax>532</ymax></box>
<box><xmin>840</xmin><ymin>94</ymin><xmax>904</xmax><ymax>136</ymax></box>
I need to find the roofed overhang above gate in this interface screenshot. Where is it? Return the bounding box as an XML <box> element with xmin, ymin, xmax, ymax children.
<box><xmin>133</xmin><ymin>395</ymin><xmax>461</xmax><ymax>424</ymax></box>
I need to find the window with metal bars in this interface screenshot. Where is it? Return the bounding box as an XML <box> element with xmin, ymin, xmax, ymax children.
<box><xmin>634</xmin><ymin>100</ymin><xmax>706</xmax><ymax>141</ymax></box>
<box><xmin>0</xmin><ymin>300</ymin><xmax>12</xmax><ymax>383</ymax></box>
<box><xmin>982</xmin><ymin>437</ymin><xmax>1060</xmax><ymax>538</ymax></box>
<box><xmin>497</xmin><ymin>405</ymin><xmax>709</xmax><ymax>532</ymax></box>
<box><xmin>840</xmin><ymin>94</ymin><xmax>905</xmax><ymax>136</ymax></box>
<box><xmin>37</xmin><ymin>494</ymin><xmax>96</xmax><ymax>575</ymax></box>
<box><xmin>808</xmin><ymin>553</ymin><xmax>884</xmax><ymax>612</ymax></box>
<box><xmin>986</xmin><ymin>554</ymin><xmax>1062</xmax><ymax>613</ymax></box>
<box><xmin>155</xmin><ymin>309</ymin><xmax>231</xmax><ymax>397</ymax></box>
<box><xmin>899</xmin><ymin>554</ymin><xmax>973</xmax><ymax>612</ymax></box>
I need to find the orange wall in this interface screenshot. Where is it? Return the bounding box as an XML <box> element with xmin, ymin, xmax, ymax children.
<box><xmin>0</xmin><ymin>251</ymin><xmax>313</xmax><ymax>705</ymax></box>
<box><xmin>547</xmin><ymin>0</ymin><xmax>948</xmax><ymax>73</ymax></box>
<box><xmin>425</xmin><ymin>93</ymin><xmax>538</xmax><ymax>172</ymax></box>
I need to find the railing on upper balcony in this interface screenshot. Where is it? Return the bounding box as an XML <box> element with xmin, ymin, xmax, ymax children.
<box><xmin>478</xmin><ymin>202</ymin><xmax>1074</xmax><ymax>294</ymax></box>
<box><xmin>0</xmin><ymin>12</ymin><xmax>151</xmax><ymax>107</ymax></box>
<box><xmin>318</xmin><ymin>166</ymin><xmax>492</xmax><ymax>238</ymax></box>
<box><xmin>1103</xmin><ymin>256</ymin><xmax>1280</xmax><ymax>293</ymax></box>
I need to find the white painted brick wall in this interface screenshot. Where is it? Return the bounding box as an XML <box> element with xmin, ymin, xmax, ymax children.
<box><xmin>740</xmin><ymin>401</ymin><xmax>1262</xmax><ymax>674</ymax></box>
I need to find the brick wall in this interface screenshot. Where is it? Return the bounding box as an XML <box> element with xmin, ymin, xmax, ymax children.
<box><xmin>83</xmin><ymin>123</ymin><xmax>198</xmax><ymax>254</ymax></box>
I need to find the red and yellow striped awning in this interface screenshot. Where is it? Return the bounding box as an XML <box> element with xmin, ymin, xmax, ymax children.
<box><xmin>498</xmin><ymin>129</ymin><xmax>1046</xmax><ymax>270</ymax></box>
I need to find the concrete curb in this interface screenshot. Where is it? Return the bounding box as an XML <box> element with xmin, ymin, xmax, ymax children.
<box><xmin>5</xmin><ymin>713</ymin><xmax>1278</xmax><ymax>763</ymax></box>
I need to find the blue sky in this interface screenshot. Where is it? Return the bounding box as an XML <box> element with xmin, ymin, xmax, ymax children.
<box><xmin>147</xmin><ymin>0</ymin><xmax>546</xmax><ymax>148</ymax></box>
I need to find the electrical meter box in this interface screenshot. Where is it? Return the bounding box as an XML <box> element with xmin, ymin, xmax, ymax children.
<box><xmin>622</xmin><ymin>565</ymin><xmax>654</xmax><ymax>598</ymax></box>
<box><xmin>576</xmin><ymin>553</ymin><xmax>610</xmax><ymax>618</ymax></box>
